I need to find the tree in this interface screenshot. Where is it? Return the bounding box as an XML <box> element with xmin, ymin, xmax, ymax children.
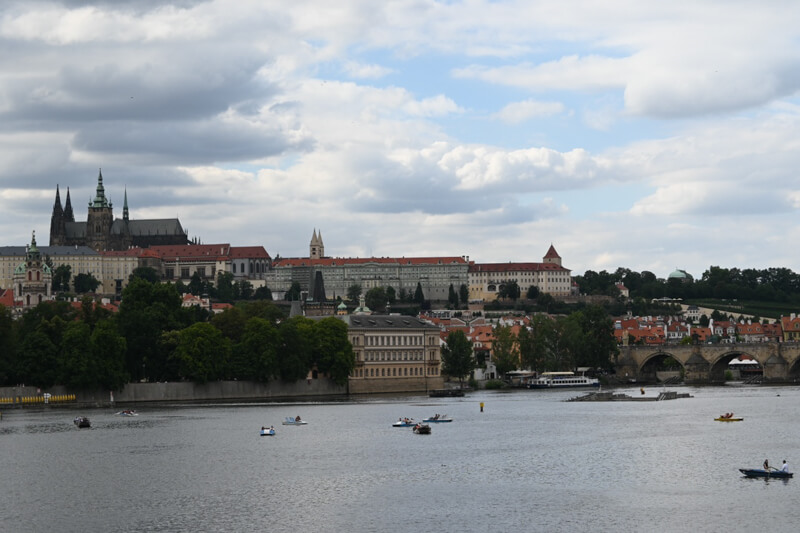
<box><xmin>440</xmin><ymin>330</ymin><xmax>474</xmax><ymax>388</ymax></box>
<box><xmin>59</xmin><ymin>321</ymin><xmax>96</xmax><ymax>389</ymax></box>
<box><xmin>73</xmin><ymin>273</ymin><xmax>100</xmax><ymax>293</ymax></box>
<box><xmin>520</xmin><ymin>314</ymin><xmax>556</xmax><ymax>371</ymax></box>
<box><xmin>492</xmin><ymin>325</ymin><xmax>518</xmax><ymax>377</ymax></box>
<box><xmin>459</xmin><ymin>284</ymin><xmax>469</xmax><ymax>306</ymax></box>
<box><xmin>526</xmin><ymin>285</ymin><xmax>539</xmax><ymax>299</ymax></box>
<box><xmin>236</xmin><ymin>280</ymin><xmax>253</xmax><ymax>300</ymax></box>
<box><xmin>312</xmin><ymin>317</ymin><xmax>356</xmax><ymax>386</ymax></box>
<box><xmin>173</xmin><ymin>322</ymin><xmax>231</xmax><ymax>383</ymax></box>
<box><xmin>90</xmin><ymin>318</ymin><xmax>128</xmax><ymax>390</ymax></box>
<box><xmin>253</xmin><ymin>286</ymin><xmax>273</xmax><ymax>300</ymax></box>
<box><xmin>347</xmin><ymin>284</ymin><xmax>362</xmax><ymax>304</ymax></box>
<box><xmin>499</xmin><ymin>281</ymin><xmax>521</xmax><ymax>301</ymax></box>
<box><xmin>117</xmin><ymin>278</ymin><xmax>184</xmax><ymax>381</ymax></box>
<box><xmin>16</xmin><ymin>329</ymin><xmax>60</xmax><ymax>388</ymax></box>
<box><xmin>365</xmin><ymin>287</ymin><xmax>387</xmax><ymax>312</ymax></box>
<box><xmin>216</xmin><ymin>271</ymin><xmax>235</xmax><ymax>302</ymax></box>
<box><xmin>52</xmin><ymin>264</ymin><xmax>72</xmax><ymax>292</ymax></box>
<box><xmin>572</xmin><ymin>305</ymin><xmax>618</xmax><ymax>370</ymax></box>
<box><xmin>278</xmin><ymin>316</ymin><xmax>314</xmax><ymax>381</ymax></box>
<box><xmin>232</xmin><ymin>317</ymin><xmax>280</xmax><ymax>381</ymax></box>
<box><xmin>0</xmin><ymin>305</ymin><xmax>16</xmax><ymax>384</ymax></box>
<box><xmin>188</xmin><ymin>272</ymin><xmax>204</xmax><ymax>296</ymax></box>
<box><xmin>385</xmin><ymin>286</ymin><xmax>397</xmax><ymax>305</ymax></box>
<box><xmin>211</xmin><ymin>307</ymin><xmax>248</xmax><ymax>344</ymax></box>
<box><xmin>414</xmin><ymin>282</ymin><xmax>425</xmax><ymax>304</ymax></box>
<box><xmin>129</xmin><ymin>267</ymin><xmax>160</xmax><ymax>284</ymax></box>
<box><xmin>448</xmin><ymin>284</ymin><xmax>459</xmax><ymax>308</ymax></box>
<box><xmin>285</xmin><ymin>281</ymin><xmax>302</xmax><ymax>302</ymax></box>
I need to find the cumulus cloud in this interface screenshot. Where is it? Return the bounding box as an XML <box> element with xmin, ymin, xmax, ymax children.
<box><xmin>493</xmin><ymin>99</ymin><xmax>565</xmax><ymax>124</ymax></box>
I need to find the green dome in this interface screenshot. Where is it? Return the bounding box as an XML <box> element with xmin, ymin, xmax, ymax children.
<box><xmin>668</xmin><ymin>269</ymin><xmax>688</xmax><ymax>279</ymax></box>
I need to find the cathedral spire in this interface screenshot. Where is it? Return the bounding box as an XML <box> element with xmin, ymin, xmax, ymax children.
<box><xmin>91</xmin><ymin>168</ymin><xmax>110</xmax><ymax>208</ymax></box>
<box><xmin>64</xmin><ymin>187</ymin><xmax>74</xmax><ymax>221</ymax></box>
<box><xmin>123</xmin><ymin>186</ymin><xmax>129</xmax><ymax>221</ymax></box>
<box><xmin>53</xmin><ymin>185</ymin><xmax>63</xmax><ymax>213</ymax></box>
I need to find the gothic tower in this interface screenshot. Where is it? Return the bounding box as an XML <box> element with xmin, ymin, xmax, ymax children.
<box><xmin>86</xmin><ymin>169</ymin><xmax>114</xmax><ymax>251</ymax></box>
<box><xmin>49</xmin><ymin>185</ymin><xmax>65</xmax><ymax>245</ymax></box>
<box><xmin>310</xmin><ymin>229</ymin><xmax>325</xmax><ymax>259</ymax></box>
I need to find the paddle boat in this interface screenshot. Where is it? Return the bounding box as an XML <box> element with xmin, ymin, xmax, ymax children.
<box><xmin>739</xmin><ymin>468</ymin><xmax>793</xmax><ymax>479</ymax></box>
<box><xmin>413</xmin><ymin>423</ymin><xmax>431</xmax><ymax>434</ymax></box>
<box><xmin>260</xmin><ymin>427</ymin><xmax>276</xmax><ymax>436</ymax></box>
<box><xmin>282</xmin><ymin>416</ymin><xmax>308</xmax><ymax>426</ymax></box>
<box><xmin>422</xmin><ymin>414</ymin><xmax>452</xmax><ymax>423</ymax></box>
<box><xmin>73</xmin><ymin>416</ymin><xmax>91</xmax><ymax>428</ymax></box>
<box><xmin>392</xmin><ymin>418</ymin><xmax>416</xmax><ymax>427</ymax></box>
<box><xmin>715</xmin><ymin>413</ymin><xmax>743</xmax><ymax>422</ymax></box>
<box><xmin>116</xmin><ymin>409</ymin><xmax>138</xmax><ymax>417</ymax></box>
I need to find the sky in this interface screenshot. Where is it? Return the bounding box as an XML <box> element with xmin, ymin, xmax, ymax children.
<box><xmin>2</xmin><ymin>1</ymin><xmax>800</xmax><ymax>279</ymax></box>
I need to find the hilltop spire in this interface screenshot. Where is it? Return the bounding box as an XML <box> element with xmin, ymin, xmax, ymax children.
<box><xmin>64</xmin><ymin>187</ymin><xmax>74</xmax><ymax>221</ymax></box>
<box><xmin>53</xmin><ymin>185</ymin><xmax>63</xmax><ymax>212</ymax></box>
<box><xmin>91</xmin><ymin>168</ymin><xmax>110</xmax><ymax>208</ymax></box>
<box><xmin>123</xmin><ymin>186</ymin><xmax>129</xmax><ymax>221</ymax></box>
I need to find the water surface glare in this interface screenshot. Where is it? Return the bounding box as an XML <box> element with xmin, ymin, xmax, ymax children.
<box><xmin>2</xmin><ymin>386</ymin><xmax>799</xmax><ymax>532</ymax></box>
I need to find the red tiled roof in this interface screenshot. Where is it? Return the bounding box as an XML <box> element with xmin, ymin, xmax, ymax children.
<box><xmin>230</xmin><ymin>246</ymin><xmax>270</xmax><ymax>259</ymax></box>
<box><xmin>149</xmin><ymin>244</ymin><xmax>231</xmax><ymax>261</ymax></box>
<box><xmin>0</xmin><ymin>289</ymin><xmax>14</xmax><ymax>308</ymax></box>
<box><xmin>469</xmin><ymin>262</ymin><xmax>569</xmax><ymax>273</ymax></box>
<box><xmin>543</xmin><ymin>244</ymin><xmax>561</xmax><ymax>259</ymax></box>
<box><xmin>275</xmin><ymin>256</ymin><xmax>468</xmax><ymax>267</ymax></box>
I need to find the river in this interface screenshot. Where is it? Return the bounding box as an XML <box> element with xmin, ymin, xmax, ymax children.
<box><xmin>1</xmin><ymin>385</ymin><xmax>798</xmax><ymax>533</ymax></box>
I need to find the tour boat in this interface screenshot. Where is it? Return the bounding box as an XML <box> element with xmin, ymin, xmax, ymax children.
<box><xmin>527</xmin><ymin>372</ymin><xmax>600</xmax><ymax>389</ymax></box>
<box><xmin>73</xmin><ymin>416</ymin><xmax>91</xmax><ymax>428</ymax></box>
<box><xmin>739</xmin><ymin>468</ymin><xmax>792</xmax><ymax>479</ymax></box>
<box><xmin>422</xmin><ymin>414</ymin><xmax>452</xmax><ymax>423</ymax></box>
<box><xmin>282</xmin><ymin>417</ymin><xmax>307</xmax><ymax>425</ymax></box>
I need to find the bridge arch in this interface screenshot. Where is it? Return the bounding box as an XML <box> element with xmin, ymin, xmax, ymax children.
<box><xmin>706</xmin><ymin>350</ymin><xmax>762</xmax><ymax>383</ymax></box>
<box><xmin>637</xmin><ymin>350</ymin><xmax>685</xmax><ymax>383</ymax></box>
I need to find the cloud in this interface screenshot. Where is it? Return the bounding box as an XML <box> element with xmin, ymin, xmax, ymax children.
<box><xmin>493</xmin><ymin>99</ymin><xmax>565</xmax><ymax>124</ymax></box>
<box><xmin>342</xmin><ymin>61</ymin><xmax>394</xmax><ymax>79</ymax></box>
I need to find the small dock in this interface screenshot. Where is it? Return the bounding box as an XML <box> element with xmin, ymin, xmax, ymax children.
<box><xmin>567</xmin><ymin>391</ymin><xmax>693</xmax><ymax>402</ymax></box>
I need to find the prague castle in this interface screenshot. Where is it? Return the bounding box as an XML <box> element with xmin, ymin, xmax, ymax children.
<box><xmin>49</xmin><ymin>170</ymin><xmax>189</xmax><ymax>251</ymax></box>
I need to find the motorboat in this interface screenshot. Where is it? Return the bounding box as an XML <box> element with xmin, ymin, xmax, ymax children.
<box><xmin>260</xmin><ymin>427</ymin><xmax>276</xmax><ymax>436</ymax></box>
<box><xmin>740</xmin><ymin>468</ymin><xmax>792</xmax><ymax>479</ymax></box>
<box><xmin>392</xmin><ymin>418</ymin><xmax>416</xmax><ymax>427</ymax></box>
<box><xmin>73</xmin><ymin>416</ymin><xmax>91</xmax><ymax>428</ymax></box>
<box><xmin>413</xmin><ymin>424</ymin><xmax>431</xmax><ymax>434</ymax></box>
<box><xmin>422</xmin><ymin>414</ymin><xmax>452</xmax><ymax>423</ymax></box>
<box><xmin>527</xmin><ymin>372</ymin><xmax>600</xmax><ymax>389</ymax></box>
<box><xmin>282</xmin><ymin>417</ymin><xmax>308</xmax><ymax>426</ymax></box>
<box><xmin>116</xmin><ymin>409</ymin><xmax>138</xmax><ymax>417</ymax></box>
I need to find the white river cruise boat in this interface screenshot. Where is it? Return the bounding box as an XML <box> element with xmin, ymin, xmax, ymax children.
<box><xmin>527</xmin><ymin>371</ymin><xmax>600</xmax><ymax>389</ymax></box>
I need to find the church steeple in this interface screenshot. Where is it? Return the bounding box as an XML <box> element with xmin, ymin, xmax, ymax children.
<box><xmin>123</xmin><ymin>187</ymin><xmax>129</xmax><ymax>221</ymax></box>
<box><xmin>50</xmin><ymin>185</ymin><xmax>65</xmax><ymax>245</ymax></box>
<box><xmin>91</xmin><ymin>168</ymin><xmax>111</xmax><ymax>208</ymax></box>
<box><xmin>64</xmin><ymin>187</ymin><xmax>74</xmax><ymax>221</ymax></box>
<box><xmin>310</xmin><ymin>228</ymin><xmax>325</xmax><ymax>259</ymax></box>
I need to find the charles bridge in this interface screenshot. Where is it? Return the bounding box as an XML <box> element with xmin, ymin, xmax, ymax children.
<box><xmin>616</xmin><ymin>342</ymin><xmax>800</xmax><ymax>384</ymax></box>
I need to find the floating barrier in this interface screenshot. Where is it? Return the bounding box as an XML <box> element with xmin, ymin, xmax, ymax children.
<box><xmin>0</xmin><ymin>394</ymin><xmax>77</xmax><ymax>405</ymax></box>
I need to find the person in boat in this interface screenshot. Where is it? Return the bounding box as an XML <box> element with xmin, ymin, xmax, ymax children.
<box><xmin>295</xmin><ymin>415</ymin><xmax>301</xmax><ymax>422</ymax></box>
<box><xmin>781</xmin><ymin>460</ymin><xmax>789</xmax><ymax>473</ymax></box>
<box><xmin>764</xmin><ymin>459</ymin><xmax>770</xmax><ymax>471</ymax></box>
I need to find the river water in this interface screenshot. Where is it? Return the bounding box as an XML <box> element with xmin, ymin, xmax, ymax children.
<box><xmin>1</xmin><ymin>385</ymin><xmax>799</xmax><ymax>533</ymax></box>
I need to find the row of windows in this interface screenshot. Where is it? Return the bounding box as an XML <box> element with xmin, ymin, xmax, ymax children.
<box><xmin>366</xmin><ymin>335</ymin><xmax>423</xmax><ymax>347</ymax></box>
<box><xmin>365</xmin><ymin>351</ymin><xmax>425</xmax><ymax>361</ymax></box>
<box><xmin>351</xmin><ymin>367</ymin><xmax>440</xmax><ymax>378</ymax></box>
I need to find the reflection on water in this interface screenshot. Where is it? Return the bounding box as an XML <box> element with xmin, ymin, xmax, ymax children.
<box><xmin>2</xmin><ymin>386</ymin><xmax>800</xmax><ymax>533</ymax></box>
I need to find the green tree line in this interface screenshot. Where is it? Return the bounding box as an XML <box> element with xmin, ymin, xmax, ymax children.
<box><xmin>0</xmin><ymin>277</ymin><xmax>354</xmax><ymax>390</ymax></box>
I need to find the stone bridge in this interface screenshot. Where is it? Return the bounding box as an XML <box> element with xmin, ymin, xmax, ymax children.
<box><xmin>616</xmin><ymin>342</ymin><xmax>800</xmax><ymax>384</ymax></box>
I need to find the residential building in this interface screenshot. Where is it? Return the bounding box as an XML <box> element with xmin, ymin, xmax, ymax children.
<box><xmin>781</xmin><ymin>314</ymin><xmax>800</xmax><ymax>341</ymax></box>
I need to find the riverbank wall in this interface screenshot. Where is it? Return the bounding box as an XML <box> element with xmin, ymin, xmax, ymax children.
<box><xmin>0</xmin><ymin>379</ymin><xmax>347</xmax><ymax>408</ymax></box>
